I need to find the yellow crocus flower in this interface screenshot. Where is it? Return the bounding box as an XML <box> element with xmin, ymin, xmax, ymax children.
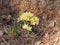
<box><xmin>30</xmin><ymin>16</ymin><xmax>39</xmax><ymax>25</ymax></box>
<box><xmin>23</xmin><ymin>24</ymin><xmax>28</xmax><ymax>29</ymax></box>
<box><xmin>20</xmin><ymin>12</ymin><xmax>34</xmax><ymax>21</ymax></box>
<box><xmin>23</xmin><ymin>24</ymin><xmax>32</xmax><ymax>31</ymax></box>
<box><xmin>26</xmin><ymin>26</ymin><xmax>32</xmax><ymax>31</ymax></box>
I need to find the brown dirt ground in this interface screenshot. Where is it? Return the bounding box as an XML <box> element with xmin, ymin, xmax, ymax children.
<box><xmin>0</xmin><ymin>0</ymin><xmax>60</xmax><ymax>45</ymax></box>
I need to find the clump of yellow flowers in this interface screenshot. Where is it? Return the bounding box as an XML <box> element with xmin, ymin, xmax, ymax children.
<box><xmin>17</xmin><ymin>12</ymin><xmax>39</xmax><ymax>31</ymax></box>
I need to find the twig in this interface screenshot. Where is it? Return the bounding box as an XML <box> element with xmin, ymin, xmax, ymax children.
<box><xmin>2</xmin><ymin>38</ymin><xmax>10</xmax><ymax>45</ymax></box>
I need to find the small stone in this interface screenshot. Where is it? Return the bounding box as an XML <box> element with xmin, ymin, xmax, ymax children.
<box><xmin>35</xmin><ymin>41</ymin><xmax>41</xmax><ymax>45</ymax></box>
<box><xmin>0</xmin><ymin>30</ymin><xmax>3</xmax><ymax>36</ymax></box>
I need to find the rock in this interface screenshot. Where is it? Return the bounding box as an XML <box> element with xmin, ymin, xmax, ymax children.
<box><xmin>0</xmin><ymin>30</ymin><xmax>3</xmax><ymax>36</ymax></box>
<box><xmin>34</xmin><ymin>41</ymin><xmax>41</xmax><ymax>45</ymax></box>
